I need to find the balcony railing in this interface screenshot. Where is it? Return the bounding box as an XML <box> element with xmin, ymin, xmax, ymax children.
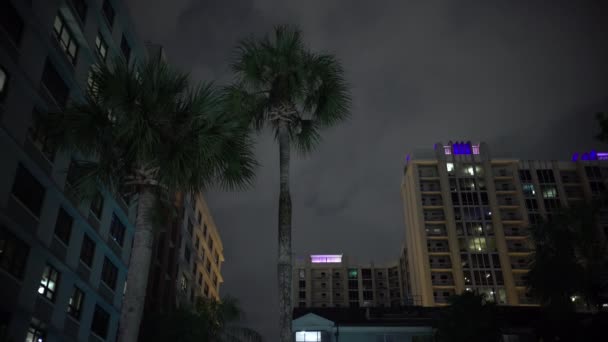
<box><xmin>429</xmin><ymin>262</ymin><xmax>452</xmax><ymax>269</ymax></box>
<box><xmin>428</xmin><ymin>246</ymin><xmax>450</xmax><ymax>253</ymax></box>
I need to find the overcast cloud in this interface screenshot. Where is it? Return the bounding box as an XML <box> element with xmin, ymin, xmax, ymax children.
<box><xmin>125</xmin><ymin>0</ymin><xmax>608</xmax><ymax>339</ymax></box>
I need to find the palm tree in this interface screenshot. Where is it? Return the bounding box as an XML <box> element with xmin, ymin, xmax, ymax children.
<box><xmin>225</xmin><ymin>25</ymin><xmax>351</xmax><ymax>341</ymax></box>
<box><xmin>45</xmin><ymin>57</ymin><xmax>257</xmax><ymax>342</ymax></box>
<box><xmin>140</xmin><ymin>296</ymin><xmax>262</xmax><ymax>342</ymax></box>
<box><xmin>434</xmin><ymin>291</ymin><xmax>500</xmax><ymax>342</ymax></box>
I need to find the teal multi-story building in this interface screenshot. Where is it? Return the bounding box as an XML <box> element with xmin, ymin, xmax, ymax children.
<box><xmin>0</xmin><ymin>0</ymin><xmax>149</xmax><ymax>341</ymax></box>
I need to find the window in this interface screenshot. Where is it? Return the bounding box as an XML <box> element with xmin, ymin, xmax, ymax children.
<box><xmin>0</xmin><ymin>225</ymin><xmax>30</xmax><ymax>279</ymax></box>
<box><xmin>11</xmin><ymin>164</ymin><xmax>46</xmax><ymax>217</ymax></box>
<box><xmin>295</xmin><ymin>331</ymin><xmax>321</xmax><ymax>342</ymax></box>
<box><xmin>38</xmin><ymin>264</ymin><xmax>60</xmax><ymax>301</ymax></box>
<box><xmin>80</xmin><ymin>234</ymin><xmax>95</xmax><ymax>266</ymax></box>
<box><xmin>28</xmin><ymin>108</ymin><xmax>56</xmax><ymax>161</ymax></box>
<box><xmin>184</xmin><ymin>246</ymin><xmax>191</xmax><ymax>263</ymax></box>
<box><xmin>203</xmin><ymin>223</ymin><xmax>208</xmax><ymax>236</ymax></box>
<box><xmin>208</xmin><ymin>238</ymin><xmax>213</xmax><ymax>252</ymax></box>
<box><xmin>446</xmin><ymin>162</ymin><xmax>454</xmax><ymax>173</ymax></box>
<box><xmin>91</xmin><ymin>305</ymin><xmax>110</xmax><ymax>339</ymax></box>
<box><xmin>25</xmin><ymin>318</ymin><xmax>46</xmax><ymax>342</ymax></box>
<box><xmin>194</xmin><ymin>236</ymin><xmax>200</xmax><ymax>249</ymax></box>
<box><xmin>197</xmin><ymin>211</ymin><xmax>202</xmax><ymax>224</ymax></box>
<box><xmin>67</xmin><ymin>286</ymin><xmax>84</xmax><ymax>320</ymax></box>
<box><xmin>54</xmin><ymin>207</ymin><xmax>73</xmax><ymax>244</ymax></box>
<box><xmin>120</xmin><ymin>35</ymin><xmax>131</xmax><ymax>62</ymax></box>
<box><xmin>180</xmin><ymin>273</ymin><xmax>187</xmax><ymax>292</ymax></box>
<box><xmin>102</xmin><ymin>0</ymin><xmax>115</xmax><ymax>28</ymax></box>
<box><xmin>187</xmin><ymin>220</ymin><xmax>193</xmax><ymax>236</ymax></box>
<box><xmin>0</xmin><ymin>0</ymin><xmax>24</xmax><ymax>45</ymax></box>
<box><xmin>203</xmin><ymin>283</ymin><xmax>209</xmax><ymax>296</ymax></box>
<box><xmin>299</xmin><ymin>280</ymin><xmax>305</xmax><ymax>288</ymax></box>
<box><xmin>90</xmin><ymin>190</ymin><xmax>104</xmax><ymax>219</ymax></box>
<box><xmin>71</xmin><ymin>0</ymin><xmax>88</xmax><ymax>22</ymax></box>
<box><xmin>41</xmin><ymin>59</ymin><xmax>69</xmax><ymax>108</ymax></box>
<box><xmin>541</xmin><ymin>186</ymin><xmax>557</xmax><ymax>199</ymax></box>
<box><xmin>299</xmin><ymin>269</ymin><xmax>305</xmax><ymax>279</ymax></box>
<box><xmin>215</xmin><ymin>252</ymin><xmax>219</xmax><ymax>264</ymax></box>
<box><xmin>348</xmin><ymin>269</ymin><xmax>358</xmax><ymax>279</ymax></box>
<box><xmin>0</xmin><ymin>65</ymin><xmax>8</xmax><ymax>99</ymax></box>
<box><xmin>95</xmin><ymin>33</ymin><xmax>108</xmax><ymax>61</ymax></box>
<box><xmin>101</xmin><ymin>257</ymin><xmax>118</xmax><ymax>290</ymax></box>
<box><xmin>299</xmin><ymin>291</ymin><xmax>306</xmax><ymax>299</ymax></box>
<box><xmin>52</xmin><ymin>13</ymin><xmax>78</xmax><ymax>64</ymax></box>
<box><xmin>109</xmin><ymin>213</ymin><xmax>126</xmax><ymax>246</ymax></box>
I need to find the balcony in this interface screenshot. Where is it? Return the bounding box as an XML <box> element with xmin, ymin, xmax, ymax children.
<box><xmin>503</xmin><ymin>226</ymin><xmax>527</xmax><ymax>237</ymax></box>
<box><xmin>495</xmin><ymin>182</ymin><xmax>516</xmax><ymax>192</ymax></box>
<box><xmin>507</xmin><ymin>241</ymin><xmax>532</xmax><ymax>253</ymax></box>
<box><xmin>431</xmin><ymin>273</ymin><xmax>455</xmax><ymax>286</ymax></box>
<box><xmin>420</xmin><ymin>181</ymin><xmax>441</xmax><ymax>192</ymax></box>
<box><xmin>493</xmin><ymin>168</ymin><xmax>513</xmax><ymax>178</ymax></box>
<box><xmin>425</xmin><ymin>224</ymin><xmax>447</xmax><ymax>237</ymax></box>
<box><xmin>497</xmin><ymin>196</ymin><xmax>519</xmax><ymax>207</ymax></box>
<box><xmin>511</xmin><ymin>257</ymin><xmax>530</xmax><ymax>270</ymax></box>
<box><xmin>418</xmin><ymin>168</ymin><xmax>439</xmax><ymax>178</ymax></box>
<box><xmin>501</xmin><ymin>211</ymin><xmax>523</xmax><ymax>222</ymax></box>
<box><xmin>422</xmin><ymin>195</ymin><xmax>443</xmax><ymax>207</ymax></box>
<box><xmin>424</xmin><ymin>209</ymin><xmax>445</xmax><ymax>222</ymax></box>
<box><xmin>427</xmin><ymin>244</ymin><xmax>450</xmax><ymax>253</ymax></box>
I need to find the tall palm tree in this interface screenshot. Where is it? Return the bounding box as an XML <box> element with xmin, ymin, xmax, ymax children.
<box><xmin>45</xmin><ymin>58</ymin><xmax>257</xmax><ymax>342</ymax></box>
<box><xmin>225</xmin><ymin>25</ymin><xmax>351</xmax><ymax>341</ymax></box>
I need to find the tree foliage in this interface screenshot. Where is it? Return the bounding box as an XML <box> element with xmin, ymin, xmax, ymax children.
<box><xmin>435</xmin><ymin>292</ymin><xmax>500</xmax><ymax>342</ymax></box>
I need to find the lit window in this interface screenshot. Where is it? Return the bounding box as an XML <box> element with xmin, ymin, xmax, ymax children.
<box><xmin>446</xmin><ymin>163</ymin><xmax>454</xmax><ymax>173</ymax></box>
<box><xmin>25</xmin><ymin>318</ymin><xmax>46</xmax><ymax>342</ymax></box>
<box><xmin>0</xmin><ymin>65</ymin><xmax>8</xmax><ymax>98</ymax></box>
<box><xmin>299</xmin><ymin>269</ymin><xmax>305</xmax><ymax>279</ymax></box>
<box><xmin>38</xmin><ymin>264</ymin><xmax>60</xmax><ymax>301</ymax></box>
<box><xmin>465</xmin><ymin>166</ymin><xmax>475</xmax><ymax>176</ymax></box>
<box><xmin>67</xmin><ymin>286</ymin><xmax>85</xmax><ymax>320</ymax></box>
<box><xmin>522</xmin><ymin>183</ymin><xmax>535</xmax><ymax>196</ymax></box>
<box><xmin>181</xmin><ymin>273</ymin><xmax>187</xmax><ymax>292</ymax></box>
<box><xmin>52</xmin><ymin>13</ymin><xmax>78</xmax><ymax>65</ymax></box>
<box><xmin>542</xmin><ymin>186</ymin><xmax>557</xmax><ymax>199</ymax></box>
<box><xmin>95</xmin><ymin>33</ymin><xmax>108</xmax><ymax>61</ymax></box>
<box><xmin>295</xmin><ymin>331</ymin><xmax>321</xmax><ymax>342</ymax></box>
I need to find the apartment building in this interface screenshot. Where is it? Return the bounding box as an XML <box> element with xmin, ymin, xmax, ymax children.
<box><xmin>293</xmin><ymin>254</ymin><xmax>408</xmax><ymax>309</ymax></box>
<box><xmin>143</xmin><ymin>192</ymin><xmax>224</xmax><ymax>314</ymax></box>
<box><xmin>401</xmin><ymin>141</ymin><xmax>608</xmax><ymax>306</ymax></box>
<box><xmin>0</xmin><ymin>0</ymin><xmax>150</xmax><ymax>340</ymax></box>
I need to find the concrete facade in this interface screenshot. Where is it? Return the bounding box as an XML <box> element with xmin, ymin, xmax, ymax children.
<box><xmin>0</xmin><ymin>0</ymin><xmax>149</xmax><ymax>340</ymax></box>
<box><xmin>402</xmin><ymin>141</ymin><xmax>608</xmax><ymax>306</ymax></box>
<box><xmin>293</xmin><ymin>253</ymin><xmax>409</xmax><ymax>309</ymax></box>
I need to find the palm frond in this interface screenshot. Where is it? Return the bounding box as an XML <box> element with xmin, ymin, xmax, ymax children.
<box><xmin>289</xmin><ymin>118</ymin><xmax>321</xmax><ymax>155</ymax></box>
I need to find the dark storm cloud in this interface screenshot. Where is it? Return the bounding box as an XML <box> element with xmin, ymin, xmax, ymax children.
<box><xmin>126</xmin><ymin>0</ymin><xmax>608</xmax><ymax>339</ymax></box>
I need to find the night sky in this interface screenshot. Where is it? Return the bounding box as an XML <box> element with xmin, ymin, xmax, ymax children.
<box><xmin>125</xmin><ymin>0</ymin><xmax>608</xmax><ymax>339</ymax></box>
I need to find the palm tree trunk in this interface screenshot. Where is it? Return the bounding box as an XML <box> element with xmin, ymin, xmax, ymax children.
<box><xmin>277</xmin><ymin>120</ymin><xmax>293</xmax><ymax>342</ymax></box>
<box><xmin>118</xmin><ymin>187</ymin><xmax>156</xmax><ymax>342</ymax></box>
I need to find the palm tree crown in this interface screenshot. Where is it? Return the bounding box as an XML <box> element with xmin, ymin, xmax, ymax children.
<box><xmin>226</xmin><ymin>25</ymin><xmax>351</xmax><ymax>150</ymax></box>
<box><xmin>47</xmin><ymin>57</ymin><xmax>256</xmax><ymax>196</ymax></box>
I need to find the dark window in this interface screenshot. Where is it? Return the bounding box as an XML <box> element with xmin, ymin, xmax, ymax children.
<box><xmin>101</xmin><ymin>257</ymin><xmax>118</xmax><ymax>290</ymax></box>
<box><xmin>28</xmin><ymin>108</ymin><xmax>56</xmax><ymax>161</ymax></box>
<box><xmin>299</xmin><ymin>280</ymin><xmax>305</xmax><ymax>288</ymax></box>
<box><xmin>203</xmin><ymin>223</ymin><xmax>208</xmax><ymax>236</ymax></box>
<box><xmin>41</xmin><ymin>59</ymin><xmax>69</xmax><ymax>108</ymax></box>
<box><xmin>90</xmin><ymin>190</ymin><xmax>104</xmax><ymax>219</ymax></box>
<box><xmin>71</xmin><ymin>0</ymin><xmax>87</xmax><ymax>22</ymax></box>
<box><xmin>0</xmin><ymin>0</ymin><xmax>24</xmax><ymax>45</ymax></box>
<box><xmin>518</xmin><ymin>170</ymin><xmax>532</xmax><ymax>182</ymax></box>
<box><xmin>67</xmin><ymin>286</ymin><xmax>84</xmax><ymax>320</ymax></box>
<box><xmin>194</xmin><ymin>236</ymin><xmax>200</xmax><ymax>250</ymax></box>
<box><xmin>208</xmin><ymin>238</ymin><xmax>213</xmax><ymax>252</ymax></box>
<box><xmin>537</xmin><ymin>169</ymin><xmax>556</xmax><ymax>183</ymax></box>
<box><xmin>120</xmin><ymin>35</ymin><xmax>131</xmax><ymax>62</ymax></box>
<box><xmin>197</xmin><ymin>211</ymin><xmax>202</xmax><ymax>224</ymax></box>
<box><xmin>525</xmin><ymin>199</ymin><xmax>538</xmax><ymax>210</ymax></box>
<box><xmin>102</xmin><ymin>0</ymin><xmax>115</xmax><ymax>28</ymax></box>
<box><xmin>187</xmin><ymin>220</ymin><xmax>193</xmax><ymax>236</ymax></box>
<box><xmin>54</xmin><ymin>207</ymin><xmax>73</xmax><ymax>244</ymax></box>
<box><xmin>25</xmin><ymin>319</ymin><xmax>46</xmax><ymax>342</ymax></box>
<box><xmin>11</xmin><ymin>164</ymin><xmax>46</xmax><ymax>217</ymax></box>
<box><xmin>38</xmin><ymin>264</ymin><xmax>60</xmax><ymax>301</ymax></box>
<box><xmin>91</xmin><ymin>305</ymin><xmax>110</xmax><ymax>338</ymax></box>
<box><xmin>109</xmin><ymin>213</ymin><xmax>125</xmax><ymax>246</ymax></box>
<box><xmin>184</xmin><ymin>246</ymin><xmax>191</xmax><ymax>263</ymax></box>
<box><xmin>0</xmin><ymin>65</ymin><xmax>8</xmax><ymax>99</ymax></box>
<box><xmin>52</xmin><ymin>13</ymin><xmax>78</xmax><ymax>65</ymax></box>
<box><xmin>95</xmin><ymin>33</ymin><xmax>108</xmax><ymax>61</ymax></box>
<box><xmin>299</xmin><ymin>291</ymin><xmax>306</xmax><ymax>299</ymax></box>
<box><xmin>80</xmin><ymin>234</ymin><xmax>95</xmax><ymax>266</ymax></box>
<box><xmin>0</xmin><ymin>226</ymin><xmax>30</xmax><ymax>279</ymax></box>
<box><xmin>156</xmin><ymin>232</ymin><xmax>166</xmax><ymax>260</ymax></box>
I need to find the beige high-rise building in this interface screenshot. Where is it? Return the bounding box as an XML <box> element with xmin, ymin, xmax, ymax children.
<box><xmin>293</xmin><ymin>253</ymin><xmax>409</xmax><ymax>308</ymax></box>
<box><xmin>402</xmin><ymin>142</ymin><xmax>607</xmax><ymax>306</ymax></box>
